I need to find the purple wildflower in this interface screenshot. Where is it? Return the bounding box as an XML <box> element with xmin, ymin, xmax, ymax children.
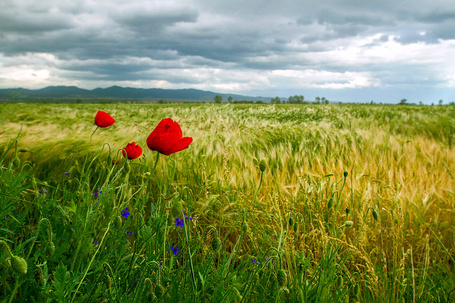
<box><xmin>170</xmin><ymin>246</ymin><xmax>180</xmax><ymax>255</ymax></box>
<box><xmin>183</xmin><ymin>212</ymin><xmax>193</xmax><ymax>221</ymax></box>
<box><xmin>93</xmin><ymin>239</ymin><xmax>98</xmax><ymax>245</ymax></box>
<box><xmin>175</xmin><ymin>218</ymin><xmax>184</xmax><ymax>228</ymax></box>
<box><xmin>93</xmin><ymin>189</ymin><xmax>102</xmax><ymax>198</ymax></box>
<box><xmin>251</xmin><ymin>258</ymin><xmax>259</xmax><ymax>264</ymax></box>
<box><xmin>38</xmin><ymin>189</ymin><xmax>47</xmax><ymax>194</ymax></box>
<box><xmin>64</xmin><ymin>171</ymin><xmax>70</xmax><ymax>177</ymax></box>
<box><xmin>121</xmin><ymin>207</ymin><xmax>130</xmax><ymax>219</ymax></box>
<box><xmin>126</xmin><ymin>229</ymin><xmax>133</xmax><ymax>237</ymax></box>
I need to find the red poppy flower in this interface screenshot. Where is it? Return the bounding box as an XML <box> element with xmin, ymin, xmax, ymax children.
<box><xmin>94</xmin><ymin>110</ymin><xmax>115</xmax><ymax>128</ymax></box>
<box><xmin>146</xmin><ymin>118</ymin><xmax>193</xmax><ymax>155</ymax></box>
<box><xmin>122</xmin><ymin>142</ymin><xmax>142</xmax><ymax>160</ymax></box>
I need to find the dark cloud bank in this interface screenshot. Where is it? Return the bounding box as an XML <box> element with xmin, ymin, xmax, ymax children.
<box><xmin>0</xmin><ymin>0</ymin><xmax>454</xmax><ymax>103</ymax></box>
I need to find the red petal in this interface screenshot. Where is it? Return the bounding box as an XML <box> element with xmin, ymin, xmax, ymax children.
<box><xmin>95</xmin><ymin>110</ymin><xmax>115</xmax><ymax>128</ymax></box>
<box><xmin>146</xmin><ymin>118</ymin><xmax>183</xmax><ymax>153</ymax></box>
<box><xmin>162</xmin><ymin>137</ymin><xmax>193</xmax><ymax>155</ymax></box>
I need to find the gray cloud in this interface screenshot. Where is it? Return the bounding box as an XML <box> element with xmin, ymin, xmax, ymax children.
<box><xmin>0</xmin><ymin>0</ymin><xmax>454</xmax><ymax>102</ymax></box>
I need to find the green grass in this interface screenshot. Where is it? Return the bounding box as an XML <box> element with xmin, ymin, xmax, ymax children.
<box><xmin>0</xmin><ymin>103</ymin><xmax>454</xmax><ymax>302</ymax></box>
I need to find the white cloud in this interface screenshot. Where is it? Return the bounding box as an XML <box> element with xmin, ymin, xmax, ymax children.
<box><xmin>271</xmin><ymin>69</ymin><xmax>380</xmax><ymax>89</ymax></box>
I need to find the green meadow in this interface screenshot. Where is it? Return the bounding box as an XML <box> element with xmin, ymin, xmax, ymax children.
<box><xmin>1</xmin><ymin>103</ymin><xmax>454</xmax><ymax>302</ymax></box>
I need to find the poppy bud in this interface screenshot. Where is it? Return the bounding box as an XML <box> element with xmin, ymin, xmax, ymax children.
<box><xmin>144</xmin><ymin>278</ymin><xmax>156</xmax><ymax>300</ymax></box>
<box><xmin>124</xmin><ymin>161</ymin><xmax>130</xmax><ymax>173</ymax></box>
<box><xmin>372</xmin><ymin>209</ymin><xmax>379</xmax><ymax>221</ymax></box>
<box><xmin>259</xmin><ymin>159</ymin><xmax>267</xmax><ymax>172</ymax></box>
<box><xmin>171</xmin><ymin>201</ymin><xmax>183</xmax><ymax>217</ymax></box>
<box><xmin>107</xmin><ymin>154</ymin><xmax>112</xmax><ymax>165</ymax></box>
<box><xmin>232</xmin><ymin>287</ymin><xmax>242</xmax><ymax>302</ymax></box>
<box><xmin>343</xmin><ymin>171</ymin><xmax>348</xmax><ymax>178</ymax></box>
<box><xmin>45</xmin><ymin>242</ymin><xmax>55</xmax><ymax>257</ymax></box>
<box><xmin>276</xmin><ymin>269</ymin><xmax>287</xmax><ymax>287</ymax></box>
<box><xmin>327</xmin><ymin>197</ymin><xmax>333</xmax><ymax>209</ymax></box>
<box><xmin>13</xmin><ymin>156</ymin><xmax>21</xmax><ymax>168</ymax></box>
<box><xmin>288</xmin><ymin>216</ymin><xmax>294</xmax><ymax>227</ymax></box>
<box><xmin>11</xmin><ymin>256</ymin><xmax>27</xmax><ymax>275</ymax></box>
<box><xmin>154</xmin><ymin>283</ymin><xmax>164</xmax><ymax>298</ymax></box>
<box><xmin>38</xmin><ymin>267</ymin><xmax>46</xmax><ymax>286</ymax></box>
<box><xmin>346</xmin><ymin>207</ymin><xmax>351</xmax><ymax>216</ymax></box>
<box><xmin>211</xmin><ymin>236</ymin><xmax>221</xmax><ymax>251</ymax></box>
<box><xmin>242</xmin><ymin>221</ymin><xmax>249</xmax><ymax>233</ymax></box>
<box><xmin>293</xmin><ymin>222</ymin><xmax>298</xmax><ymax>233</ymax></box>
<box><xmin>345</xmin><ymin>221</ymin><xmax>353</xmax><ymax>227</ymax></box>
<box><xmin>353</xmin><ymin>283</ymin><xmax>360</xmax><ymax>296</ymax></box>
<box><xmin>32</xmin><ymin>178</ymin><xmax>37</xmax><ymax>189</ymax></box>
<box><xmin>337</xmin><ymin>275</ymin><xmax>343</xmax><ymax>286</ymax></box>
<box><xmin>114</xmin><ymin>216</ymin><xmax>122</xmax><ymax>229</ymax></box>
<box><xmin>19</xmin><ymin>149</ymin><xmax>29</xmax><ymax>153</ymax></box>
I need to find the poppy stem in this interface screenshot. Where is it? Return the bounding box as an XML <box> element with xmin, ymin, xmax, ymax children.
<box><xmin>151</xmin><ymin>151</ymin><xmax>160</xmax><ymax>174</ymax></box>
<box><xmin>145</xmin><ymin>151</ymin><xmax>160</xmax><ymax>187</ymax></box>
<box><xmin>90</xmin><ymin>126</ymin><xmax>99</xmax><ymax>142</ymax></box>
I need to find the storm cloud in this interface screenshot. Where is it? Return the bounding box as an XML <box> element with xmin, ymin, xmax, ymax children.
<box><xmin>0</xmin><ymin>0</ymin><xmax>454</xmax><ymax>103</ymax></box>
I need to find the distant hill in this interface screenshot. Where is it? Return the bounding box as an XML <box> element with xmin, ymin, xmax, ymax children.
<box><xmin>0</xmin><ymin>86</ymin><xmax>271</xmax><ymax>102</ymax></box>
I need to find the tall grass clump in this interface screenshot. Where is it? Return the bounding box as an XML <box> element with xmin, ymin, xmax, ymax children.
<box><xmin>0</xmin><ymin>103</ymin><xmax>454</xmax><ymax>302</ymax></box>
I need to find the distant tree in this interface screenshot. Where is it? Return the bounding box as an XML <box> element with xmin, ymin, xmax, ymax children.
<box><xmin>228</xmin><ymin>96</ymin><xmax>233</xmax><ymax>103</ymax></box>
<box><xmin>399</xmin><ymin>98</ymin><xmax>407</xmax><ymax>105</ymax></box>
<box><xmin>271</xmin><ymin>96</ymin><xmax>281</xmax><ymax>104</ymax></box>
<box><xmin>214</xmin><ymin>95</ymin><xmax>222</xmax><ymax>103</ymax></box>
<box><xmin>321</xmin><ymin>97</ymin><xmax>328</xmax><ymax>104</ymax></box>
<box><xmin>439</xmin><ymin>99</ymin><xmax>443</xmax><ymax>105</ymax></box>
<box><xmin>315</xmin><ymin>97</ymin><xmax>321</xmax><ymax>104</ymax></box>
<box><xmin>419</xmin><ymin>101</ymin><xmax>423</xmax><ymax>105</ymax></box>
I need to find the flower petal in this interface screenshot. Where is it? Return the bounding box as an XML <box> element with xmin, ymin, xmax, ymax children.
<box><xmin>162</xmin><ymin>137</ymin><xmax>193</xmax><ymax>155</ymax></box>
<box><xmin>95</xmin><ymin>110</ymin><xmax>115</xmax><ymax>128</ymax></box>
<box><xmin>146</xmin><ymin>118</ymin><xmax>183</xmax><ymax>153</ymax></box>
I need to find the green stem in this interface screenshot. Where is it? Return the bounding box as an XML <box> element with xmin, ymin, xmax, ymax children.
<box><xmin>353</xmin><ymin>207</ymin><xmax>374</xmax><ymax>246</ymax></box>
<box><xmin>71</xmin><ymin>223</ymin><xmax>111</xmax><ymax>303</ymax></box>
<box><xmin>183</xmin><ymin>212</ymin><xmax>197</xmax><ymax>298</ymax></box>
<box><xmin>262</xmin><ymin>247</ymin><xmax>282</xmax><ymax>269</ymax></box>
<box><xmin>245</xmin><ymin>170</ymin><xmax>264</xmax><ymax>210</ymax></box>
<box><xmin>0</xmin><ymin>240</ymin><xmax>14</xmax><ymax>258</ymax></box>
<box><xmin>145</xmin><ymin>151</ymin><xmax>160</xmax><ymax>190</ymax></box>
<box><xmin>9</xmin><ymin>276</ymin><xmax>21</xmax><ymax>303</ymax></box>
<box><xmin>90</xmin><ymin>126</ymin><xmax>99</xmax><ymax>142</ymax></box>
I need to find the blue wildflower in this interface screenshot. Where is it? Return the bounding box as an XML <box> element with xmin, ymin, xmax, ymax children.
<box><xmin>170</xmin><ymin>246</ymin><xmax>180</xmax><ymax>255</ymax></box>
<box><xmin>121</xmin><ymin>207</ymin><xmax>130</xmax><ymax>219</ymax></box>
<box><xmin>64</xmin><ymin>171</ymin><xmax>70</xmax><ymax>177</ymax></box>
<box><xmin>183</xmin><ymin>212</ymin><xmax>193</xmax><ymax>221</ymax></box>
<box><xmin>38</xmin><ymin>189</ymin><xmax>47</xmax><ymax>194</ymax></box>
<box><xmin>175</xmin><ymin>218</ymin><xmax>184</xmax><ymax>228</ymax></box>
<box><xmin>93</xmin><ymin>189</ymin><xmax>102</xmax><ymax>198</ymax></box>
<box><xmin>126</xmin><ymin>229</ymin><xmax>133</xmax><ymax>237</ymax></box>
<box><xmin>251</xmin><ymin>258</ymin><xmax>259</xmax><ymax>264</ymax></box>
<box><xmin>93</xmin><ymin>239</ymin><xmax>98</xmax><ymax>245</ymax></box>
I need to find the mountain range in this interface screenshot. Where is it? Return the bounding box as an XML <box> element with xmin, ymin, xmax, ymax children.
<box><xmin>0</xmin><ymin>86</ymin><xmax>271</xmax><ymax>102</ymax></box>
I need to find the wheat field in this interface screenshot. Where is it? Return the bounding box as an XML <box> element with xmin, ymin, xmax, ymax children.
<box><xmin>1</xmin><ymin>103</ymin><xmax>454</xmax><ymax>302</ymax></box>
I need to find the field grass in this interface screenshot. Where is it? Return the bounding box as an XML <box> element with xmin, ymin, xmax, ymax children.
<box><xmin>1</xmin><ymin>103</ymin><xmax>454</xmax><ymax>302</ymax></box>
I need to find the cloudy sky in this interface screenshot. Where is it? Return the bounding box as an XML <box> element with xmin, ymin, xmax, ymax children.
<box><xmin>1</xmin><ymin>0</ymin><xmax>454</xmax><ymax>103</ymax></box>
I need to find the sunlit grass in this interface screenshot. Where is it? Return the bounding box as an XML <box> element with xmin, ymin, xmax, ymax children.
<box><xmin>1</xmin><ymin>103</ymin><xmax>454</xmax><ymax>302</ymax></box>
